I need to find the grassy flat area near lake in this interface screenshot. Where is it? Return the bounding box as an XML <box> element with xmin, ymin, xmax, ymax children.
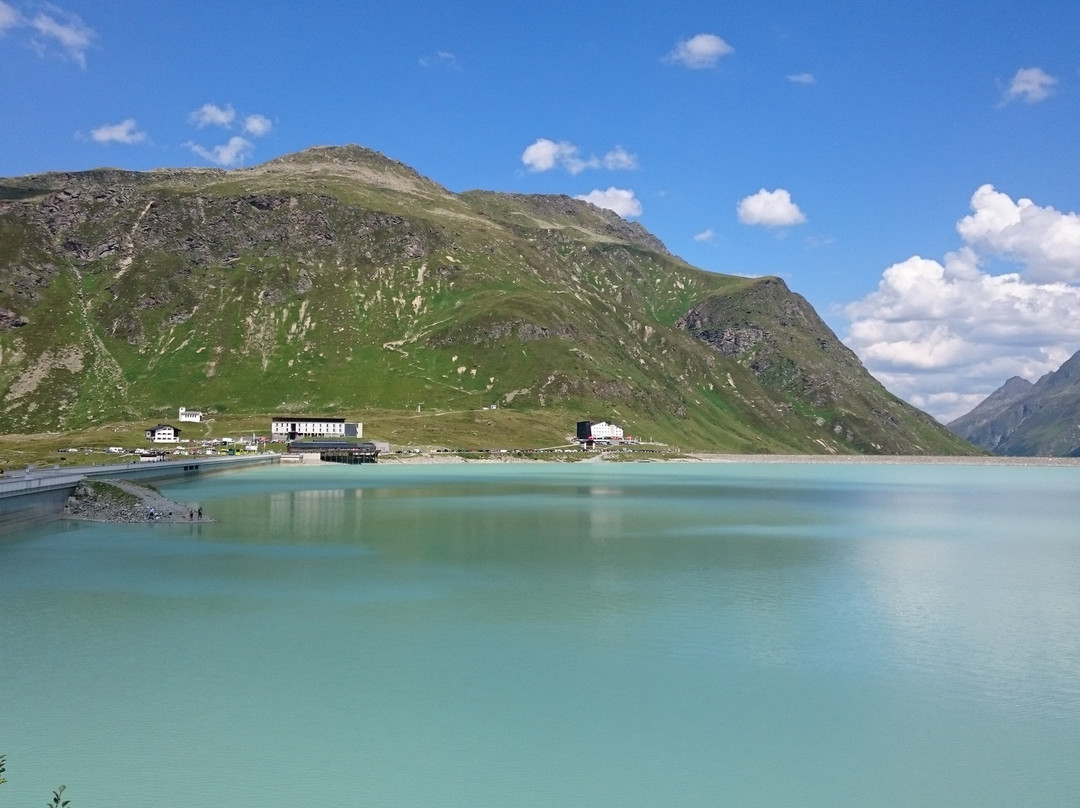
<box><xmin>0</xmin><ymin>406</ymin><xmax>667</xmax><ymax>468</ymax></box>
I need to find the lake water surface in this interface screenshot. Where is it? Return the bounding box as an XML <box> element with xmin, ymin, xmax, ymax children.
<box><xmin>2</xmin><ymin>461</ymin><xmax>1079</xmax><ymax>807</ymax></box>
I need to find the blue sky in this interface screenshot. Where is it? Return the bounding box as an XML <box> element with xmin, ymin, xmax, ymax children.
<box><xmin>3</xmin><ymin>1</ymin><xmax>1079</xmax><ymax>421</ymax></box>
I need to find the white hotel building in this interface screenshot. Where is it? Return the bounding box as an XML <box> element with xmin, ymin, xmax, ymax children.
<box><xmin>271</xmin><ymin>416</ymin><xmax>362</xmax><ymax>441</ymax></box>
<box><xmin>576</xmin><ymin>420</ymin><xmax>625</xmax><ymax>442</ymax></box>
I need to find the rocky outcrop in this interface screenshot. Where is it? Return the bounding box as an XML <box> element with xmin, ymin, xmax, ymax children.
<box><xmin>64</xmin><ymin>479</ymin><xmax>210</xmax><ymax>523</ymax></box>
<box><xmin>0</xmin><ymin>307</ymin><xmax>28</xmax><ymax>330</ymax></box>
<box><xmin>677</xmin><ymin>277</ymin><xmax>868</xmax><ymax>407</ymax></box>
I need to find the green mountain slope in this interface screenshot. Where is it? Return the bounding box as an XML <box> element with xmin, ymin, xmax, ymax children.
<box><xmin>0</xmin><ymin>145</ymin><xmax>975</xmax><ymax>454</ymax></box>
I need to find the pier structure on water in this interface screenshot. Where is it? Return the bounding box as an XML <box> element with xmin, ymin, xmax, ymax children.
<box><xmin>287</xmin><ymin>439</ymin><xmax>380</xmax><ymax>464</ymax></box>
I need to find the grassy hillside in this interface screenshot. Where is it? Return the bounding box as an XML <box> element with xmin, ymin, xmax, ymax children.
<box><xmin>0</xmin><ymin>145</ymin><xmax>976</xmax><ymax>456</ymax></box>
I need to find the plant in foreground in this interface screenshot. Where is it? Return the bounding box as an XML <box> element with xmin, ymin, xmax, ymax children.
<box><xmin>0</xmin><ymin>756</ymin><xmax>70</xmax><ymax>808</ymax></box>
<box><xmin>48</xmin><ymin>785</ymin><xmax>70</xmax><ymax>808</ymax></box>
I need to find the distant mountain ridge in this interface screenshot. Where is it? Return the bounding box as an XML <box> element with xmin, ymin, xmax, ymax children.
<box><xmin>948</xmin><ymin>351</ymin><xmax>1080</xmax><ymax>456</ymax></box>
<box><xmin>0</xmin><ymin>144</ymin><xmax>974</xmax><ymax>454</ymax></box>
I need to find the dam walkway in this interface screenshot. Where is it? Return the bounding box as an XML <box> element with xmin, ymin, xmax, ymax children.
<box><xmin>0</xmin><ymin>453</ymin><xmax>279</xmax><ymax>534</ymax></box>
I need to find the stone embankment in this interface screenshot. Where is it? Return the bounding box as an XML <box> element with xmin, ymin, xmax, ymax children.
<box><xmin>65</xmin><ymin>479</ymin><xmax>210</xmax><ymax>524</ymax></box>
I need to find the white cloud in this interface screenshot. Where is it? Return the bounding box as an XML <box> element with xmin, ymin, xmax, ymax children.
<box><xmin>786</xmin><ymin>72</ymin><xmax>816</xmax><ymax>84</ymax></box>
<box><xmin>419</xmin><ymin>50</ymin><xmax>460</xmax><ymax>70</ymax></box>
<box><xmin>602</xmin><ymin>146</ymin><xmax>638</xmax><ymax>171</ymax></box>
<box><xmin>0</xmin><ymin>2</ymin><xmax>95</xmax><ymax>70</ymax></box>
<box><xmin>522</xmin><ymin>138</ymin><xmax>574</xmax><ymax>172</ymax></box>
<box><xmin>185</xmin><ymin>106</ymin><xmax>270</xmax><ymax>164</ymax></box>
<box><xmin>190</xmin><ymin>103</ymin><xmax>236</xmax><ymax>128</ymax></box>
<box><xmin>243</xmin><ymin>114</ymin><xmax>273</xmax><ymax>137</ymax></box>
<box><xmin>737</xmin><ymin>188</ymin><xmax>807</xmax><ymax>227</ymax></box>
<box><xmin>90</xmin><ymin>118</ymin><xmax>146</xmax><ymax>145</ymax></box>
<box><xmin>521</xmin><ymin>138</ymin><xmax>636</xmax><ymax>175</ymax></box>
<box><xmin>694</xmin><ymin>228</ymin><xmax>716</xmax><ymax>242</ymax></box>
<box><xmin>664</xmin><ymin>33</ymin><xmax>733</xmax><ymax>69</ymax></box>
<box><xmin>574</xmin><ymin>187</ymin><xmax>643</xmax><ymax>218</ymax></box>
<box><xmin>1001</xmin><ymin>67</ymin><xmax>1057</xmax><ymax>104</ymax></box>
<box><xmin>21</xmin><ymin>6</ymin><xmax>93</xmax><ymax>67</ymax></box>
<box><xmin>956</xmin><ymin>184</ymin><xmax>1080</xmax><ymax>282</ymax></box>
<box><xmin>843</xmin><ymin>187</ymin><xmax>1080</xmax><ymax>422</ymax></box>
<box><xmin>0</xmin><ymin>1</ymin><xmax>19</xmax><ymax>32</ymax></box>
<box><xmin>187</xmin><ymin>136</ymin><xmax>254</xmax><ymax>167</ymax></box>
<box><xmin>805</xmin><ymin>234</ymin><xmax>836</xmax><ymax>248</ymax></box>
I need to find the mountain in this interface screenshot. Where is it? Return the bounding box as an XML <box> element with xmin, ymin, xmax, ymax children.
<box><xmin>948</xmin><ymin>351</ymin><xmax>1080</xmax><ymax>456</ymax></box>
<box><xmin>0</xmin><ymin>144</ymin><xmax>975</xmax><ymax>454</ymax></box>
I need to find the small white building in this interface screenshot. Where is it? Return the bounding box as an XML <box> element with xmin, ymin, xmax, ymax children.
<box><xmin>271</xmin><ymin>416</ymin><xmax>363</xmax><ymax>441</ymax></box>
<box><xmin>178</xmin><ymin>407</ymin><xmax>203</xmax><ymax>423</ymax></box>
<box><xmin>145</xmin><ymin>424</ymin><xmax>181</xmax><ymax>443</ymax></box>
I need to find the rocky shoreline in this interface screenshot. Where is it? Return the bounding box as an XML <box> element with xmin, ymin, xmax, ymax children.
<box><xmin>64</xmin><ymin>479</ymin><xmax>211</xmax><ymax>524</ymax></box>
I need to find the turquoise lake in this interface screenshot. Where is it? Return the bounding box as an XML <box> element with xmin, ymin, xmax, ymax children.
<box><xmin>2</xmin><ymin>461</ymin><xmax>1079</xmax><ymax>807</ymax></box>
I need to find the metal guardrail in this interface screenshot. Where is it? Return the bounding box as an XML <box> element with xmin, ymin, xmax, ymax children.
<box><xmin>0</xmin><ymin>472</ymin><xmax>86</xmax><ymax>499</ymax></box>
<box><xmin>82</xmin><ymin>452</ymin><xmax>280</xmax><ymax>482</ymax></box>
